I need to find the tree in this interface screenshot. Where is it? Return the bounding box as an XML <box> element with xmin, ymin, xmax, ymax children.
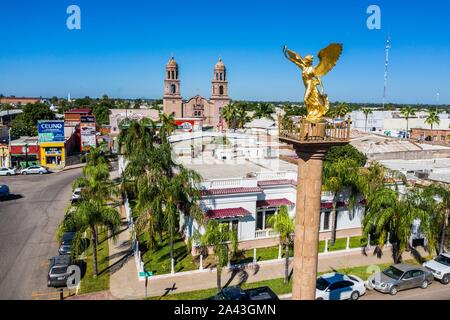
<box><xmin>421</xmin><ymin>184</ymin><xmax>450</xmax><ymax>254</ymax></box>
<box><xmin>236</xmin><ymin>105</ymin><xmax>250</xmax><ymax>129</ymax></box>
<box><xmin>267</xmin><ymin>205</ymin><xmax>294</xmax><ymax>284</ymax></box>
<box><xmin>363</xmin><ymin>187</ymin><xmax>427</xmax><ymax>263</ymax></box>
<box><xmin>253</xmin><ymin>103</ymin><xmax>275</xmax><ymax>120</ymax></box>
<box><xmin>323</xmin><ymin>158</ymin><xmax>361</xmax><ymax>245</ymax></box>
<box><xmin>196</xmin><ymin>219</ymin><xmax>238</xmax><ymax>291</ymax></box>
<box><xmin>361</xmin><ymin>108</ymin><xmax>373</xmax><ymax>132</ymax></box>
<box><xmin>10</xmin><ymin>102</ymin><xmax>55</xmax><ymax>136</ymax></box>
<box><xmin>134</xmin><ymin>99</ymin><xmax>143</xmax><ymax>109</ymax></box>
<box><xmin>425</xmin><ymin>110</ymin><xmax>440</xmax><ymax>130</ymax></box>
<box><xmin>62</xmin><ymin>199</ymin><xmax>121</xmax><ymax>276</ymax></box>
<box><xmin>400</xmin><ymin>106</ymin><xmax>417</xmax><ymax>137</ymax></box>
<box><xmin>59</xmin><ymin>148</ymin><xmax>121</xmax><ymax>276</ymax></box>
<box><xmin>159</xmin><ymin>113</ymin><xmax>176</xmax><ymax>143</ymax></box>
<box><xmin>324</xmin><ymin>144</ymin><xmax>367</xmax><ymax>167</ymax></box>
<box><xmin>92</xmin><ymin>100</ymin><xmax>111</xmax><ymax>126</ymax></box>
<box><xmin>335</xmin><ymin>103</ymin><xmax>350</xmax><ymax>118</ymax></box>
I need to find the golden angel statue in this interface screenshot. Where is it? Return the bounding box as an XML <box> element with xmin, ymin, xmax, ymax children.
<box><xmin>283</xmin><ymin>43</ymin><xmax>343</xmax><ymax>122</ymax></box>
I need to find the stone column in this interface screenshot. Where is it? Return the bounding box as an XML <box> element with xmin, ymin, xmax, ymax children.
<box><xmin>292</xmin><ymin>148</ymin><xmax>327</xmax><ymax>300</ymax></box>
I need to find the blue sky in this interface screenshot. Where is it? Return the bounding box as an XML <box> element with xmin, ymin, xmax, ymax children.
<box><xmin>0</xmin><ymin>0</ymin><xmax>449</xmax><ymax>104</ymax></box>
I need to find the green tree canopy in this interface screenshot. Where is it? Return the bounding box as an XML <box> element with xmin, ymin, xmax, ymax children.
<box><xmin>324</xmin><ymin>144</ymin><xmax>367</xmax><ymax>167</ymax></box>
<box><xmin>10</xmin><ymin>102</ymin><xmax>55</xmax><ymax>136</ymax></box>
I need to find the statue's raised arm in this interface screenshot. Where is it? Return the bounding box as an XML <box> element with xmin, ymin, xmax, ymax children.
<box><xmin>283</xmin><ymin>45</ymin><xmax>307</xmax><ymax>70</ymax></box>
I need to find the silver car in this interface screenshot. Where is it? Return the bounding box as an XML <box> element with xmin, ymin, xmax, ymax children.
<box><xmin>20</xmin><ymin>165</ymin><xmax>48</xmax><ymax>175</ymax></box>
<box><xmin>367</xmin><ymin>263</ymin><xmax>434</xmax><ymax>295</ymax></box>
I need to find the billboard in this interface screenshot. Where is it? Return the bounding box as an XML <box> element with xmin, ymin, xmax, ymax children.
<box><xmin>38</xmin><ymin>121</ymin><xmax>65</xmax><ymax>143</ymax></box>
<box><xmin>80</xmin><ymin>122</ymin><xmax>96</xmax><ymax>150</ymax></box>
<box><xmin>175</xmin><ymin>119</ymin><xmax>202</xmax><ymax>132</ymax></box>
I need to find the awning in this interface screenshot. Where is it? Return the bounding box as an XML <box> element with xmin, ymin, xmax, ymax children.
<box><xmin>206</xmin><ymin>207</ymin><xmax>252</xmax><ymax>219</ymax></box>
<box><xmin>256</xmin><ymin>198</ymin><xmax>295</xmax><ymax>208</ymax></box>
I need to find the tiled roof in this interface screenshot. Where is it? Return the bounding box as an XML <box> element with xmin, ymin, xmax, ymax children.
<box><xmin>321</xmin><ymin>199</ymin><xmax>366</xmax><ymax>210</ymax></box>
<box><xmin>256</xmin><ymin>198</ymin><xmax>295</xmax><ymax>208</ymax></box>
<box><xmin>257</xmin><ymin>179</ymin><xmax>296</xmax><ymax>187</ymax></box>
<box><xmin>206</xmin><ymin>207</ymin><xmax>252</xmax><ymax>219</ymax></box>
<box><xmin>200</xmin><ymin>187</ymin><xmax>262</xmax><ymax>196</ymax></box>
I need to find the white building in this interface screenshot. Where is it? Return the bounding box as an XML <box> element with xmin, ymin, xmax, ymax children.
<box><xmin>351</xmin><ymin>110</ymin><xmax>450</xmax><ymax>136</ymax></box>
<box><xmin>176</xmin><ymin>133</ymin><xmax>365</xmax><ymax>251</ymax></box>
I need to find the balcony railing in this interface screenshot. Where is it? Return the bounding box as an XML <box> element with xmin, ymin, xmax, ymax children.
<box><xmin>278</xmin><ymin>116</ymin><xmax>351</xmax><ymax>144</ymax></box>
<box><xmin>255</xmin><ymin>229</ymin><xmax>278</xmax><ymax>239</ymax></box>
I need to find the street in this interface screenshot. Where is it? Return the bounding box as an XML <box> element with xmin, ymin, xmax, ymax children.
<box><xmin>0</xmin><ymin>168</ymin><xmax>82</xmax><ymax>299</ymax></box>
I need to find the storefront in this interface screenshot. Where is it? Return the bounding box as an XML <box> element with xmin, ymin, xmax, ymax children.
<box><xmin>10</xmin><ymin>137</ymin><xmax>40</xmax><ymax>168</ymax></box>
<box><xmin>0</xmin><ymin>143</ymin><xmax>10</xmax><ymax>168</ymax></box>
<box><xmin>38</xmin><ymin>120</ymin><xmax>66</xmax><ymax>168</ymax></box>
<box><xmin>39</xmin><ymin>142</ymin><xmax>65</xmax><ymax>167</ymax></box>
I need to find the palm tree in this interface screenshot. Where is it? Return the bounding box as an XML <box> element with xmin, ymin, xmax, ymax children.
<box><xmin>159</xmin><ymin>113</ymin><xmax>176</xmax><ymax>143</ymax></box>
<box><xmin>400</xmin><ymin>106</ymin><xmax>417</xmax><ymax>137</ymax></box>
<box><xmin>236</xmin><ymin>105</ymin><xmax>250</xmax><ymax>129</ymax></box>
<box><xmin>335</xmin><ymin>103</ymin><xmax>350</xmax><ymax>118</ymax></box>
<box><xmin>62</xmin><ymin>199</ymin><xmax>121</xmax><ymax>276</ymax></box>
<box><xmin>363</xmin><ymin>187</ymin><xmax>426</xmax><ymax>263</ymax></box>
<box><xmin>220</xmin><ymin>103</ymin><xmax>237</xmax><ymax>129</ymax></box>
<box><xmin>118</xmin><ymin>118</ymin><xmax>155</xmax><ymax>157</ymax></box>
<box><xmin>421</xmin><ymin>184</ymin><xmax>450</xmax><ymax>254</ymax></box>
<box><xmin>267</xmin><ymin>205</ymin><xmax>294</xmax><ymax>284</ymax></box>
<box><xmin>361</xmin><ymin>108</ymin><xmax>373</xmax><ymax>132</ymax></box>
<box><xmin>253</xmin><ymin>103</ymin><xmax>275</xmax><ymax>120</ymax></box>
<box><xmin>425</xmin><ymin>110</ymin><xmax>440</xmax><ymax>130</ymax></box>
<box><xmin>323</xmin><ymin>158</ymin><xmax>361</xmax><ymax>246</ymax></box>
<box><xmin>196</xmin><ymin>219</ymin><xmax>238</xmax><ymax>291</ymax></box>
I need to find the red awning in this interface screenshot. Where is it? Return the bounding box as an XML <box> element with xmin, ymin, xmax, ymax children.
<box><xmin>206</xmin><ymin>207</ymin><xmax>252</xmax><ymax>219</ymax></box>
<box><xmin>256</xmin><ymin>198</ymin><xmax>295</xmax><ymax>208</ymax></box>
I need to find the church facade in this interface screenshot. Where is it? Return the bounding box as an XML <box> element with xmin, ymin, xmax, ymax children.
<box><xmin>163</xmin><ymin>57</ymin><xmax>230</xmax><ymax>128</ymax></box>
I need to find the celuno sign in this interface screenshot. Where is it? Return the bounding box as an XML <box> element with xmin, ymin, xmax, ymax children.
<box><xmin>38</xmin><ymin>120</ymin><xmax>65</xmax><ymax>143</ymax></box>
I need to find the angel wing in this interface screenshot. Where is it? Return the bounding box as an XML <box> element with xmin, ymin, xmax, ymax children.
<box><xmin>314</xmin><ymin>43</ymin><xmax>343</xmax><ymax>77</ymax></box>
<box><xmin>283</xmin><ymin>45</ymin><xmax>306</xmax><ymax>69</ymax></box>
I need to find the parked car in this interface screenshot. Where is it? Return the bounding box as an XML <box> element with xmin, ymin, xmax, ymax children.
<box><xmin>367</xmin><ymin>263</ymin><xmax>434</xmax><ymax>295</ymax></box>
<box><xmin>206</xmin><ymin>286</ymin><xmax>279</xmax><ymax>301</ymax></box>
<box><xmin>71</xmin><ymin>187</ymin><xmax>84</xmax><ymax>203</ymax></box>
<box><xmin>20</xmin><ymin>166</ymin><xmax>48</xmax><ymax>175</ymax></box>
<box><xmin>0</xmin><ymin>167</ymin><xmax>16</xmax><ymax>176</ymax></box>
<box><xmin>423</xmin><ymin>252</ymin><xmax>450</xmax><ymax>285</ymax></box>
<box><xmin>58</xmin><ymin>232</ymin><xmax>76</xmax><ymax>255</ymax></box>
<box><xmin>0</xmin><ymin>184</ymin><xmax>10</xmax><ymax>199</ymax></box>
<box><xmin>47</xmin><ymin>255</ymin><xmax>72</xmax><ymax>288</ymax></box>
<box><xmin>316</xmin><ymin>273</ymin><xmax>366</xmax><ymax>300</ymax></box>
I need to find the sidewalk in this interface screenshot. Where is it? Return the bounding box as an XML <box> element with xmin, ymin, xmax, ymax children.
<box><xmin>109</xmin><ymin>229</ymin><xmax>428</xmax><ymax>299</ymax></box>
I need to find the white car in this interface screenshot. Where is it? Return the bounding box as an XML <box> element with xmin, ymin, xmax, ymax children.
<box><xmin>0</xmin><ymin>167</ymin><xmax>16</xmax><ymax>176</ymax></box>
<box><xmin>20</xmin><ymin>166</ymin><xmax>48</xmax><ymax>175</ymax></box>
<box><xmin>423</xmin><ymin>252</ymin><xmax>450</xmax><ymax>285</ymax></box>
<box><xmin>316</xmin><ymin>273</ymin><xmax>366</xmax><ymax>300</ymax></box>
<box><xmin>71</xmin><ymin>187</ymin><xmax>82</xmax><ymax>202</ymax></box>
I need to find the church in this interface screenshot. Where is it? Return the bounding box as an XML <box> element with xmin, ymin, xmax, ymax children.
<box><xmin>163</xmin><ymin>57</ymin><xmax>231</xmax><ymax>129</ymax></box>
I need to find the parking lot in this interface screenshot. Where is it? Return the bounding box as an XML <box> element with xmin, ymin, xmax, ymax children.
<box><xmin>0</xmin><ymin>168</ymin><xmax>82</xmax><ymax>299</ymax></box>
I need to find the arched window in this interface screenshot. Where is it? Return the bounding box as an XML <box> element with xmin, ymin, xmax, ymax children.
<box><xmin>171</xmin><ymin>70</ymin><xmax>175</xmax><ymax>79</ymax></box>
<box><xmin>167</xmin><ymin>71</ymin><xmax>170</xmax><ymax>79</ymax></box>
<box><xmin>216</xmin><ymin>73</ymin><xmax>218</xmax><ymax>80</ymax></box>
<box><xmin>220</xmin><ymin>73</ymin><xmax>223</xmax><ymax>81</ymax></box>
<box><xmin>219</xmin><ymin>85</ymin><xmax>224</xmax><ymax>95</ymax></box>
<box><xmin>171</xmin><ymin>84</ymin><xmax>176</xmax><ymax>94</ymax></box>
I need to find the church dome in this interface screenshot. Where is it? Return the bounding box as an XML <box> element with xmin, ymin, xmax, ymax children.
<box><xmin>215</xmin><ymin>58</ymin><xmax>225</xmax><ymax>69</ymax></box>
<box><xmin>167</xmin><ymin>57</ymin><xmax>178</xmax><ymax>67</ymax></box>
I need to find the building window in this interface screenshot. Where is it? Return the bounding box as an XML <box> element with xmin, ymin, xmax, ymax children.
<box><xmin>220</xmin><ymin>73</ymin><xmax>223</xmax><ymax>81</ymax></box>
<box><xmin>167</xmin><ymin>71</ymin><xmax>170</xmax><ymax>79</ymax></box>
<box><xmin>256</xmin><ymin>208</ymin><xmax>277</xmax><ymax>230</ymax></box>
<box><xmin>219</xmin><ymin>85</ymin><xmax>224</xmax><ymax>95</ymax></box>
<box><xmin>231</xmin><ymin>220</ymin><xmax>239</xmax><ymax>234</ymax></box>
<box><xmin>171</xmin><ymin>84</ymin><xmax>176</xmax><ymax>94</ymax></box>
<box><xmin>171</xmin><ymin>70</ymin><xmax>174</xmax><ymax>79</ymax></box>
<box><xmin>216</xmin><ymin>73</ymin><xmax>218</xmax><ymax>80</ymax></box>
<box><xmin>322</xmin><ymin>211</ymin><xmax>331</xmax><ymax>231</ymax></box>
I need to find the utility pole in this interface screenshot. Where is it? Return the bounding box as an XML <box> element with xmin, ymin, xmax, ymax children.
<box><xmin>382</xmin><ymin>34</ymin><xmax>391</xmax><ymax>109</ymax></box>
<box><xmin>8</xmin><ymin>127</ymin><xmax>12</xmax><ymax>168</ymax></box>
